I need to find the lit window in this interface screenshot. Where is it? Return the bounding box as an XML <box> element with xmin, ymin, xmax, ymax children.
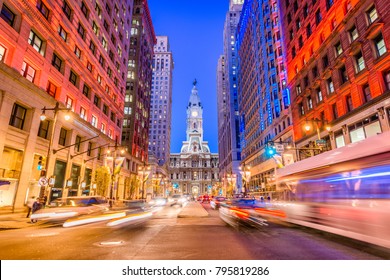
<box><xmin>367</xmin><ymin>6</ymin><xmax>378</xmax><ymax>25</ymax></box>
<box><xmin>355</xmin><ymin>52</ymin><xmax>365</xmax><ymax>73</ymax></box>
<box><xmin>102</xmin><ymin>37</ymin><xmax>107</xmax><ymax>50</ymax></box>
<box><xmin>374</xmin><ymin>33</ymin><xmax>387</xmax><ymax>57</ymax></box>
<box><xmin>20</xmin><ymin>61</ymin><xmax>36</xmax><ymax>82</ymax></box>
<box><xmin>349</xmin><ymin>26</ymin><xmax>358</xmax><ymax>42</ymax></box>
<box><xmin>327</xmin><ymin>78</ymin><xmax>335</xmax><ymax>94</ymax></box>
<box><xmin>65</xmin><ymin>96</ymin><xmax>73</xmax><ymax>110</ymax></box>
<box><xmin>91</xmin><ymin>115</ymin><xmax>97</xmax><ymax>127</ymax></box>
<box><xmin>316</xmin><ymin>88</ymin><xmax>323</xmax><ymax>103</ymax></box>
<box><xmin>28</xmin><ymin>30</ymin><xmax>44</xmax><ymax>55</ymax></box>
<box><xmin>92</xmin><ymin>21</ymin><xmax>99</xmax><ymax>35</ymax></box>
<box><xmin>307</xmin><ymin>96</ymin><xmax>313</xmax><ymax>110</ymax></box>
<box><xmin>74</xmin><ymin>45</ymin><xmax>81</xmax><ymax>58</ymax></box>
<box><xmin>0</xmin><ymin>45</ymin><xmax>6</xmax><ymax>61</ymax></box>
<box><xmin>299</xmin><ymin>102</ymin><xmax>305</xmax><ymax>116</ymax></box>
<box><xmin>335</xmin><ymin>42</ymin><xmax>343</xmax><ymax>56</ymax></box>
<box><xmin>80</xmin><ymin>107</ymin><xmax>87</xmax><ymax>120</ymax></box>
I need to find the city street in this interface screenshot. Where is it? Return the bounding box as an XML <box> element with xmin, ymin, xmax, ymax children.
<box><xmin>0</xmin><ymin>202</ymin><xmax>388</xmax><ymax>260</ymax></box>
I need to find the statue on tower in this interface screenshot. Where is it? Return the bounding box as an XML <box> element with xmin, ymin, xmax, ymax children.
<box><xmin>193</xmin><ymin>79</ymin><xmax>197</xmax><ymax>86</ymax></box>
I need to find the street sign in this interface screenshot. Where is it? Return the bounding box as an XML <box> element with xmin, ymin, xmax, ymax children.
<box><xmin>315</xmin><ymin>139</ymin><xmax>327</xmax><ymax>147</ymax></box>
<box><xmin>275</xmin><ymin>144</ymin><xmax>284</xmax><ymax>153</ymax></box>
<box><xmin>38</xmin><ymin>177</ymin><xmax>48</xmax><ymax>187</ymax></box>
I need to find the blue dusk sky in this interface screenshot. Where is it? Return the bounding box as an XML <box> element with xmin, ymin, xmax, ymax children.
<box><xmin>148</xmin><ymin>0</ymin><xmax>229</xmax><ymax>153</ymax></box>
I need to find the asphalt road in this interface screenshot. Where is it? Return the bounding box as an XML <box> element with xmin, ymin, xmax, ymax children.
<box><xmin>0</xmin><ymin>203</ymin><xmax>388</xmax><ymax>260</ymax></box>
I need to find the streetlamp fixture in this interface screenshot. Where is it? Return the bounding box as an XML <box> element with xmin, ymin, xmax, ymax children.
<box><xmin>239</xmin><ymin>165</ymin><xmax>251</xmax><ymax>196</ymax></box>
<box><xmin>39</xmin><ymin>102</ymin><xmax>71</xmax><ymax>199</ymax></box>
<box><xmin>304</xmin><ymin>118</ymin><xmax>331</xmax><ymax>140</ymax></box>
<box><xmin>138</xmin><ymin>164</ymin><xmax>151</xmax><ymax>200</ymax></box>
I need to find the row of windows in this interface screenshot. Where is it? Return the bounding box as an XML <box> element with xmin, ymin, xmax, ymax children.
<box><xmin>298</xmin><ymin>70</ymin><xmax>390</xmax><ymax>122</ymax></box>
<box><xmin>295</xmin><ymin>31</ymin><xmax>387</xmax><ymax>99</ymax></box>
<box><xmin>0</xmin><ymin>2</ymin><xmax>125</xmax><ymax>96</ymax></box>
<box><xmin>290</xmin><ymin>4</ymin><xmax>379</xmax><ymax>63</ymax></box>
<box><xmin>9</xmin><ymin>97</ymin><xmax>120</xmax><ymax>144</ymax></box>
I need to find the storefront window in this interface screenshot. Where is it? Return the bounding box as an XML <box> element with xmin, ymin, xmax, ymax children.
<box><xmin>0</xmin><ymin>147</ymin><xmax>23</xmax><ymax>206</ymax></box>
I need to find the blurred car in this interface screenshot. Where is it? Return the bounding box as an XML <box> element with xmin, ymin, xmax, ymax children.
<box><xmin>30</xmin><ymin>196</ymin><xmax>109</xmax><ymax>223</ymax></box>
<box><xmin>169</xmin><ymin>194</ymin><xmax>187</xmax><ymax>207</ymax></box>
<box><xmin>201</xmin><ymin>195</ymin><xmax>210</xmax><ymax>203</ymax></box>
<box><xmin>219</xmin><ymin>198</ymin><xmax>268</xmax><ymax>228</ymax></box>
<box><xmin>197</xmin><ymin>195</ymin><xmax>203</xmax><ymax>201</ymax></box>
<box><xmin>210</xmin><ymin>196</ymin><xmax>227</xmax><ymax>209</ymax></box>
<box><xmin>148</xmin><ymin>197</ymin><xmax>167</xmax><ymax>206</ymax></box>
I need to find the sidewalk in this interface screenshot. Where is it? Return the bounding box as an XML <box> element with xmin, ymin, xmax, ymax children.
<box><xmin>0</xmin><ymin>201</ymin><xmax>209</xmax><ymax>230</ymax></box>
<box><xmin>0</xmin><ymin>212</ymin><xmax>35</xmax><ymax>230</ymax></box>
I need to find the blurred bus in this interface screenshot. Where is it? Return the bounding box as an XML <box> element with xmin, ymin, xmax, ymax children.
<box><xmin>274</xmin><ymin>131</ymin><xmax>390</xmax><ymax>249</ymax></box>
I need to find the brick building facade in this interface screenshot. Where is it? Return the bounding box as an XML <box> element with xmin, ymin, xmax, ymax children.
<box><xmin>281</xmin><ymin>0</ymin><xmax>390</xmax><ymax>158</ymax></box>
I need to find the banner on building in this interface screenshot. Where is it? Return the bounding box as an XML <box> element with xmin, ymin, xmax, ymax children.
<box><xmin>104</xmin><ymin>157</ymin><xmax>125</xmax><ymax>175</ymax></box>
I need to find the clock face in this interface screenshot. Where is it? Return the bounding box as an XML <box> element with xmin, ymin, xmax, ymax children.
<box><xmin>191</xmin><ymin>111</ymin><xmax>198</xmax><ymax>117</ymax></box>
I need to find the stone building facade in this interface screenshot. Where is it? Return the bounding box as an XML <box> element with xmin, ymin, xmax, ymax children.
<box><xmin>169</xmin><ymin>82</ymin><xmax>219</xmax><ymax>197</ymax></box>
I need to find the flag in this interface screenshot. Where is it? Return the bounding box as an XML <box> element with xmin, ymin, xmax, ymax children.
<box><xmin>114</xmin><ymin>157</ymin><xmax>125</xmax><ymax>175</ymax></box>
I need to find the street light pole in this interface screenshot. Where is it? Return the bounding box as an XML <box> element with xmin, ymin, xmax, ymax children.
<box><xmin>138</xmin><ymin>163</ymin><xmax>150</xmax><ymax>201</ymax></box>
<box><xmin>109</xmin><ymin>139</ymin><xmax>118</xmax><ymax>208</ymax></box>
<box><xmin>39</xmin><ymin>102</ymin><xmax>70</xmax><ymax>200</ymax></box>
<box><xmin>106</xmin><ymin>139</ymin><xmax>126</xmax><ymax>208</ymax></box>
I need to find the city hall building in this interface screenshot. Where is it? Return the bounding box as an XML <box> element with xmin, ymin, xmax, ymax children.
<box><xmin>169</xmin><ymin>82</ymin><xmax>219</xmax><ymax>197</ymax></box>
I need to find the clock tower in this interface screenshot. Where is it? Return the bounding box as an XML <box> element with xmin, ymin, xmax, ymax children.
<box><xmin>186</xmin><ymin>79</ymin><xmax>203</xmax><ymax>145</ymax></box>
<box><xmin>170</xmin><ymin>80</ymin><xmax>219</xmax><ymax>197</ymax></box>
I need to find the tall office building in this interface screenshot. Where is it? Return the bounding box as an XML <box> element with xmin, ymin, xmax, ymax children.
<box><xmin>149</xmin><ymin>36</ymin><xmax>173</xmax><ymax>167</ymax></box>
<box><xmin>0</xmin><ymin>0</ymin><xmax>134</xmax><ymax>210</ymax></box>
<box><xmin>280</xmin><ymin>0</ymin><xmax>390</xmax><ymax>158</ymax></box>
<box><xmin>122</xmin><ymin>0</ymin><xmax>156</xmax><ymax>168</ymax></box>
<box><xmin>236</xmin><ymin>0</ymin><xmax>292</xmax><ymax>196</ymax></box>
<box><xmin>217</xmin><ymin>0</ymin><xmax>244</xmax><ymax>194</ymax></box>
<box><xmin>169</xmin><ymin>82</ymin><xmax>219</xmax><ymax>197</ymax></box>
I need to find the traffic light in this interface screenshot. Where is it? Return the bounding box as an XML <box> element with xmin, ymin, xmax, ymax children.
<box><xmin>265</xmin><ymin>143</ymin><xmax>277</xmax><ymax>157</ymax></box>
<box><xmin>37</xmin><ymin>156</ymin><xmax>43</xmax><ymax>170</ymax></box>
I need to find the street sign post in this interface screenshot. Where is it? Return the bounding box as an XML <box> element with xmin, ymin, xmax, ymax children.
<box><xmin>38</xmin><ymin>176</ymin><xmax>48</xmax><ymax>187</ymax></box>
<box><xmin>275</xmin><ymin>144</ymin><xmax>285</xmax><ymax>153</ymax></box>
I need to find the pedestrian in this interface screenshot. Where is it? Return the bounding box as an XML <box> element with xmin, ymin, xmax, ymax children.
<box><xmin>26</xmin><ymin>196</ymin><xmax>35</xmax><ymax>218</ymax></box>
<box><xmin>31</xmin><ymin>197</ymin><xmax>42</xmax><ymax>223</ymax></box>
<box><xmin>42</xmin><ymin>195</ymin><xmax>48</xmax><ymax>208</ymax></box>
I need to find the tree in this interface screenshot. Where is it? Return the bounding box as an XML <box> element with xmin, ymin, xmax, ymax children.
<box><xmin>124</xmin><ymin>175</ymin><xmax>138</xmax><ymax>199</ymax></box>
<box><xmin>95</xmin><ymin>166</ymin><xmax>111</xmax><ymax>197</ymax></box>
